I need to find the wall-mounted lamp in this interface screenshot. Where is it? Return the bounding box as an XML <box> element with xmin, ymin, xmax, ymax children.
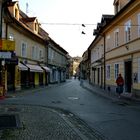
<box><xmin>125</xmin><ymin>45</ymin><xmax>129</xmax><ymax>50</ymax></box>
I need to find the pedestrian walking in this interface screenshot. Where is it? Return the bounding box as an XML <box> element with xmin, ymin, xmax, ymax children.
<box><xmin>80</xmin><ymin>78</ymin><xmax>83</xmax><ymax>86</ymax></box>
<box><xmin>116</xmin><ymin>73</ymin><xmax>124</xmax><ymax>98</ymax></box>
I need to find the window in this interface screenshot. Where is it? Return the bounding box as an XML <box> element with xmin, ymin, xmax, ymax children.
<box><xmin>115</xmin><ymin>1</ymin><xmax>119</xmax><ymax>14</ymax></box>
<box><xmin>14</xmin><ymin>8</ymin><xmax>19</xmax><ymax>19</ymax></box>
<box><xmin>48</xmin><ymin>47</ymin><xmax>52</xmax><ymax>59</ymax></box>
<box><xmin>114</xmin><ymin>29</ymin><xmax>119</xmax><ymax>47</ymax></box>
<box><xmin>106</xmin><ymin>35</ymin><xmax>110</xmax><ymax>51</ymax></box>
<box><xmin>36</xmin><ymin>46</ymin><xmax>39</xmax><ymax>59</ymax></box>
<box><xmin>138</xmin><ymin>14</ymin><xmax>140</xmax><ymax>37</ymax></box>
<box><xmin>35</xmin><ymin>23</ymin><xmax>37</xmax><ymax>31</ymax></box>
<box><xmin>114</xmin><ymin>63</ymin><xmax>119</xmax><ymax>79</ymax></box>
<box><xmin>32</xmin><ymin>46</ymin><xmax>36</xmax><ymax>59</ymax></box>
<box><xmin>9</xmin><ymin>33</ymin><xmax>14</xmax><ymax>41</ymax></box>
<box><xmin>125</xmin><ymin>20</ymin><xmax>131</xmax><ymax>43</ymax></box>
<box><xmin>106</xmin><ymin>64</ymin><xmax>111</xmax><ymax>80</ymax></box>
<box><xmin>21</xmin><ymin>42</ymin><xmax>27</xmax><ymax>57</ymax></box>
<box><xmin>39</xmin><ymin>49</ymin><xmax>43</xmax><ymax>60</ymax></box>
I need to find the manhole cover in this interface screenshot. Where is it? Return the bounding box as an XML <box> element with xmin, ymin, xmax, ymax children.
<box><xmin>0</xmin><ymin>114</ymin><xmax>20</xmax><ymax>129</ymax></box>
<box><xmin>68</xmin><ymin>97</ymin><xmax>79</xmax><ymax>100</ymax></box>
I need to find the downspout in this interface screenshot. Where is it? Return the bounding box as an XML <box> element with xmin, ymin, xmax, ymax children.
<box><xmin>103</xmin><ymin>33</ymin><xmax>106</xmax><ymax>90</ymax></box>
<box><xmin>0</xmin><ymin>0</ymin><xmax>3</xmax><ymax>38</ymax></box>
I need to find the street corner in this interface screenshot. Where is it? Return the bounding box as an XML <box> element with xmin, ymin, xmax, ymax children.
<box><xmin>0</xmin><ymin>104</ymin><xmax>85</xmax><ymax>140</ymax></box>
<box><xmin>0</xmin><ymin>104</ymin><xmax>106</xmax><ymax>140</ymax></box>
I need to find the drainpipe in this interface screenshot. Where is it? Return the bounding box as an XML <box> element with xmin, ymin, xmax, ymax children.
<box><xmin>0</xmin><ymin>0</ymin><xmax>3</xmax><ymax>38</ymax></box>
<box><xmin>103</xmin><ymin>34</ymin><xmax>106</xmax><ymax>90</ymax></box>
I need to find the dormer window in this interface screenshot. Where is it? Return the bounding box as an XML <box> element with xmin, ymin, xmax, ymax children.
<box><xmin>35</xmin><ymin>23</ymin><xmax>38</xmax><ymax>31</ymax></box>
<box><xmin>114</xmin><ymin>0</ymin><xmax>131</xmax><ymax>14</ymax></box>
<box><xmin>8</xmin><ymin>1</ymin><xmax>20</xmax><ymax>20</ymax></box>
<box><xmin>21</xmin><ymin>17</ymin><xmax>39</xmax><ymax>34</ymax></box>
<box><xmin>34</xmin><ymin>19</ymin><xmax>39</xmax><ymax>33</ymax></box>
<box><xmin>114</xmin><ymin>0</ymin><xmax>120</xmax><ymax>14</ymax></box>
<box><xmin>15</xmin><ymin>8</ymin><xmax>18</xmax><ymax>18</ymax></box>
<box><xmin>115</xmin><ymin>1</ymin><xmax>119</xmax><ymax>13</ymax></box>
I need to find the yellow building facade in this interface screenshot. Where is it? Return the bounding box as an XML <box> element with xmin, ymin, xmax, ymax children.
<box><xmin>90</xmin><ymin>0</ymin><xmax>140</xmax><ymax>96</ymax></box>
<box><xmin>0</xmin><ymin>1</ymin><xmax>49</xmax><ymax>93</ymax></box>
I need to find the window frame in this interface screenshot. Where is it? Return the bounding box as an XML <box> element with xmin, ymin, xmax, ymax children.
<box><xmin>106</xmin><ymin>64</ymin><xmax>111</xmax><ymax>80</ymax></box>
<box><xmin>114</xmin><ymin>29</ymin><xmax>119</xmax><ymax>47</ymax></box>
<box><xmin>114</xmin><ymin>63</ymin><xmax>119</xmax><ymax>80</ymax></box>
<box><xmin>39</xmin><ymin>48</ymin><xmax>43</xmax><ymax>60</ymax></box>
<box><xmin>8</xmin><ymin>33</ymin><xmax>14</xmax><ymax>41</ymax></box>
<box><xmin>124</xmin><ymin>20</ymin><xmax>131</xmax><ymax>43</ymax></box>
<box><xmin>21</xmin><ymin>42</ymin><xmax>27</xmax><ymax>57</ymax></box>
<box><xmin>32</xmin><ymin>46</ymin><xmax>36</xmax><ymax>60</ymax></box>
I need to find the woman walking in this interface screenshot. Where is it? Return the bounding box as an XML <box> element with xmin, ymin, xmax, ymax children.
<box><xmin>116</xmin><ymin>74</ymin><xmax>124</xmax><ymax>98</ymax></box>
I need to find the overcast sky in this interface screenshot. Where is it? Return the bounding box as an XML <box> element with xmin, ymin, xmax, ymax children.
<box><xmin>18</xmin><ymin>0</ymin><xmax>114</xmax><ymax>57</ymax></box>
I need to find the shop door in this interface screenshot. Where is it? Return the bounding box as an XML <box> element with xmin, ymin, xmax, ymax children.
<box><xmin>124</xmin><ymin>61</ymin><xmax>132</xmax><ymax>93</ymax></box>
<box><xmin>39</xmin><ymin>73</ymin><xmax>43</xmax><ymax>86</ymax></box>
<box><xmin>7</xmin><ymin>64</ymin><xmax>15</xmax><ymax>91</ymax></box>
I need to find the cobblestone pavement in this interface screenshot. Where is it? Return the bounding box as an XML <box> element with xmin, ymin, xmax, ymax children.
<box><xmin>0</xmin><ymin>104</ymin><xmax>106</xmax><ymax>140</ymax></box>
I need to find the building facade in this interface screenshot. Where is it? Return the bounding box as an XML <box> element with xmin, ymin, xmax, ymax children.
<box><xmin>90</xmin><ymin>0</ymin><xmax>140</xmax><ymax>97</ymax></box>
<box><xmin>48</xmin><ymin>38</ymin><xmax>68</xmax><ymax>84</ymax></box>
<box><xmin>0</xmin><ymin>0</ymin><xmax>69</xmax><ymax>95</ymax></box>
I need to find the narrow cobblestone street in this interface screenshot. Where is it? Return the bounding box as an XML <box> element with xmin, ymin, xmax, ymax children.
<box><xmin>0</xmin><ymin>104</ymin><xmax>105</xmax><ymax>140</ymax></box>
<box><xmin>0</xmin><ymin>79</ymin><xmax>140</xmax><ymax>140</ymax></box>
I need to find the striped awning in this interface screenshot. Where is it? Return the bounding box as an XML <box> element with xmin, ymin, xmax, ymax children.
<box><xmin>18</xmin><ymin>62</ymin><xmax>28</xmax><ymax>71</ymax></box>
<box><xmin>26</xmin><ymin>64</ymin><xmax>43</xmax><ymax>73</ymax></box>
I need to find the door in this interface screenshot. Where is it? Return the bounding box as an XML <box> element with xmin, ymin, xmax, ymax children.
<box><xmin>7</xmin><ymin>64</ymin><xmax>15</xmax><ymax>91</ymax></box>
<box><xmin>124</xmin><ymin>61</ymin><xmax>132</xmax><ymax>93</ymax></box>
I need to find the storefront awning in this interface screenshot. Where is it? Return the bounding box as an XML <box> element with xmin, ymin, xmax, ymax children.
<box><xmin>42</xmin><ymin>66</ymin><xmax>51</xmax><ymax>72</ymax></box>
<box><xmin>26</xmin><ymin>64</ymin><xmax>43</xmax><ymax>73</ymax></box>
<box><xmin>18</xmin><ymin>62</ymin><xmax>28</xmax><ymax>71</ymax></box>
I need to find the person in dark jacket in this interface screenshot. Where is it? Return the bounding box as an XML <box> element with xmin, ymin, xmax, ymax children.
<box><xmin>116</xmin><ymin>73</ymin><xmax>124</xmax><ymax>98</ymax></box>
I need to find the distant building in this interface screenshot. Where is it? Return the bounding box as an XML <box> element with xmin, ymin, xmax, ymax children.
<box><xmin>72</xmin><ymin>56</ymin><xmax>82</xmax><ymax>76</ymax></box>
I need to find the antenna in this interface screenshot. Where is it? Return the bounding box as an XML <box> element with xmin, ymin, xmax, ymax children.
<box><xmin>26</xmin><ymin>2</ymin><xmax>29</xmax><ymax>14</ymax></box>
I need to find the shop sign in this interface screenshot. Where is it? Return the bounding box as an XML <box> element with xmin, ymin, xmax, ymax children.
<box><xmin>5</xmin><ymin>58</ymin><xmax>18</xmax><ymax>65</ymax></box>
<box><xmin>0</xmin><ymin>40</ymin><xmax>15</xmax><ymax>51</ymax></box>
<box><xmin>0</xmin><ymin>52</ymin><xmax>11</xmax><ymax>59</ymax></box>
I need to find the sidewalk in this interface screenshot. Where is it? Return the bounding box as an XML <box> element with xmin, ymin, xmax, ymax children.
<box><xmin>82</xmin><ymin>80</ymin><xmax>140</xmax><ymax>103</ymax></box>
<box><xmin>0</xmin><ymin>104</ymin><xmax>85</xmax><ymax>140</ymax></box>
<box><xmin>3</xmin><ymin>81</ymin><xmax>69</xmax><ymax>99</ymax></box>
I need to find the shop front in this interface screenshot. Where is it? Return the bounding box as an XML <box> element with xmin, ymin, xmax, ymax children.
<box><xmin>25</xmin><ymin>64</ymin><xmax>44</xmax><ymax>87</ymax></box>
<box><xmin>41</xmin><ymin>66</ymin><xmax>50</xmax><ymax>85</ymax></box>
<box><xmin>0</xmin><ymin>39</ymin><xmax>15</xmax><ymax>95</ymax></box>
